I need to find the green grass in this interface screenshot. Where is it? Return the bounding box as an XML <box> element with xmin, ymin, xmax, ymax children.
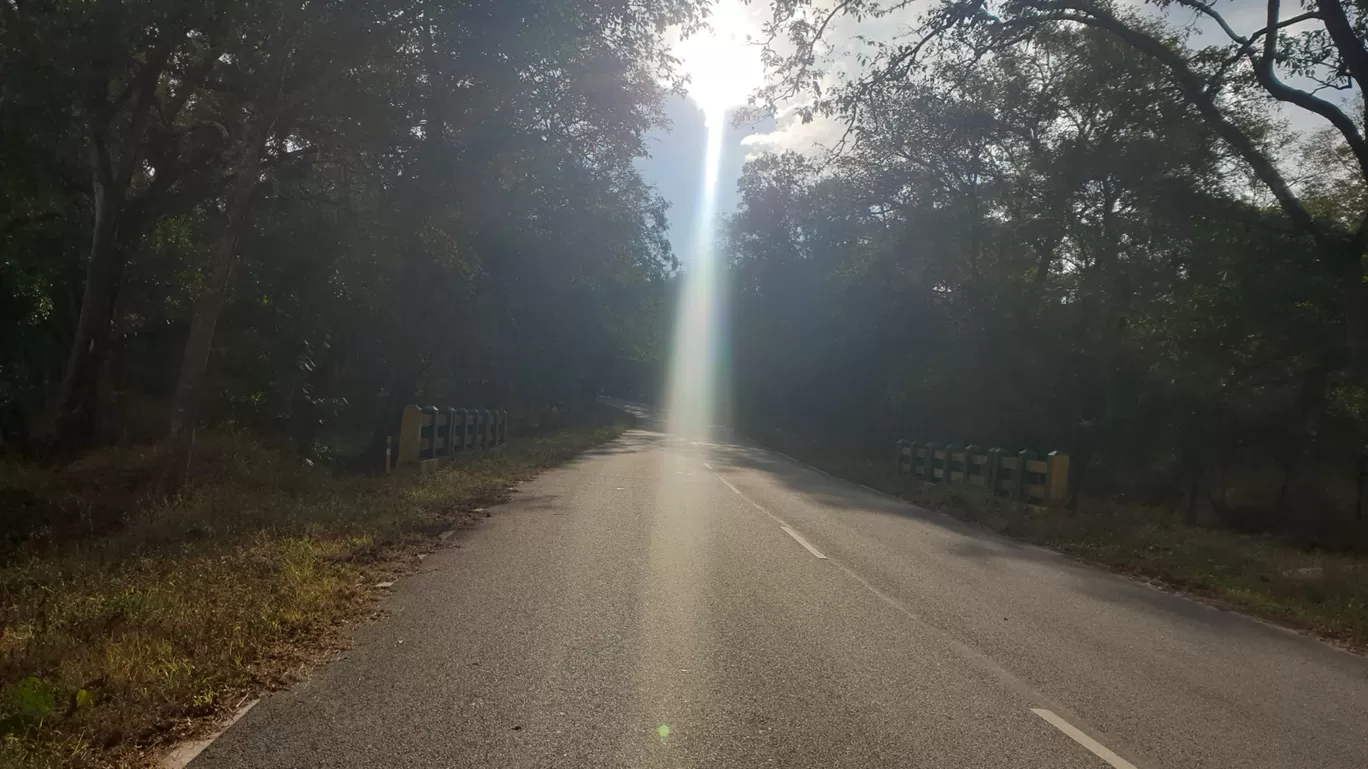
<box><xmin>748</xmin><ymin>426</ymin><xmax>1368</xmax><ymax>652</ymax></box>
<box><xmin>0</xmin><ymin>406</ymin><xmax>632</xmax><ymax>768</ymax></box>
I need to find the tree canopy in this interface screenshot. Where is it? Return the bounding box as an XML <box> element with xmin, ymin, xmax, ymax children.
<box><xmin>0</xmin><ymin>0</ymin><xmax>702</xmax><ymax>468</ymax></box>
<box><xmin>728</xmin><ymin>2</ymin><xmax>1368</xmax><ymax>545</ymax></box>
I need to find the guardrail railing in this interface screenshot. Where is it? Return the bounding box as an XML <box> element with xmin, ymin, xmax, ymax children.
<box><xmin>896</xmin><ymin>440</ymin><xmax>1070</xmax><ymax>506</ymax></box>
<box><xmin>394</xmin><ymin>406</ymin><xmax>507</xmax><ymax>471</ymax></box>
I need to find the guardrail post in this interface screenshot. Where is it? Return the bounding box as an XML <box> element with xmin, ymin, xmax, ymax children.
<box><xmin>442</xmin><ymin>408</ymin><xmax>456</xmax><ymax>456</ymax></box>
<box><xmin>397</xmin><ymin>406</ymin><xmax>422</xmax><ymax>468</ymax></box>
<box><xmin>434</xmin><ymin>408</ymin><xmax>448</xmax><ymax>458</ymax></box>
<box><xmin>499</xmin><ymin>410</ymin><xmax>508</xmax><ymax>444</ymax></box>
<box><xmin>946</xmin><ymin>444</ymin><xmax>962</xmax><ymax>484</ymax></box>
<box><xmin>452</xmin><ymin>408</ymin><xmax>466</xmax><ymax>452</ymax></box>
<box><xmin>896</xmin><ymin>439</ymin><xmax>909</xmax><ymax>474</ymax></box>
<box><xmin>987</xmin><ymin>448</ymin><xmax>1002</xmax><ymax>494</ymax></box>
<box><xmin>1016</xmin><ymin>449</ymin><xmax>1034</xmax><ymax>501</ymax></box>
<box><xmin>965</xmin><ymin>444</ymin><xmax>980</xmax><ymax>487</ymax></box>
<box><xmin>421</xmin><ymin>406</ymin><xmax>438</xmax><ymax>460</ymax></box>
<box><xmin>925</xmin><ymin>442</ymin><xmax>938</xmax><ymax>482</ymax></box>
<box><xmin>1047</xmin><ymin>451</ymin><xmax>1070</xmax><ymax>507</ymax></box>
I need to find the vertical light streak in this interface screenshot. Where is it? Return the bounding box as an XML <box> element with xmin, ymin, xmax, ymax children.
<box><xmin>663</xmin><ymin>112</ymin><xmax>728</xmax><ymax>441</ymax></box>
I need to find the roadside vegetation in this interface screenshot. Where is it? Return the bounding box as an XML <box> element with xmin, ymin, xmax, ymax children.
<box><xmin>749</xmin><ymin>426</ymin><xmax>1368</xmax><ymax>653</ymax></box>
<box><xmin>0</xmin><ymin>406</ymin><xmax>633</xmax><ymax>769</ymax></box>
<box><xmin>1</xmin><ymin>1</ymin><xmax>684</xmax><ymax>761</ymax></box>
<box><xmin>724</xmin><ymin>2</ymin><xmax>1368</xmax><ymax>612</ymax></box>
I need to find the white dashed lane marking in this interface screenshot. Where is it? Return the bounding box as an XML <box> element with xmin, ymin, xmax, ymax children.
<box><xmin>1031</xmin><ymin>709</ymin><xmax>1140</xmax><ymax>769</ymax></box>
<box><xmin>780</xmin><ymin>525</ymin><xmax>827</xmax><ymax>559</ymax></box>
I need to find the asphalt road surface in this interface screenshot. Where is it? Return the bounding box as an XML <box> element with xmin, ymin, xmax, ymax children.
<box><xmin>190</xmin><ymin>403</ymin><xmax>1368</xmax><ymax>769</ymax></box>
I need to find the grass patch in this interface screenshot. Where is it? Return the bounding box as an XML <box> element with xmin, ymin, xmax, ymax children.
<box><xmin>0</xmin><ymin>405</ymin><xmax>632</xmax><ymax>768</ymax></box>
<box><xmin>747</xmin><ymin>426</ymin><xmax>1368</xmax><ymax>652</ymax></box>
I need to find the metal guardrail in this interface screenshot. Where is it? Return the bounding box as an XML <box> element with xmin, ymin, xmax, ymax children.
<box><xmin>896</xmin><ymin>440</ymin><xmax>1070</xmax><ymax>506</ymax></box>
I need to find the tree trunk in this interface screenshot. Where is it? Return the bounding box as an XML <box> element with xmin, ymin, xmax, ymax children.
<box><xmin>162</xmin><ymin>140</ymin><xmax>263</xmax><ymax>486</ymax></box>
<box><xmin>41</xmin><ymin>178</ymin><xmax>127</xmax><ymax>451</ymax></box>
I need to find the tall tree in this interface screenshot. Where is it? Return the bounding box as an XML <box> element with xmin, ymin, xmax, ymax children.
<box><xmin>760</xmin><ymin>0</ymin><xmax>1368</xmax><ymax>383</ymax></box>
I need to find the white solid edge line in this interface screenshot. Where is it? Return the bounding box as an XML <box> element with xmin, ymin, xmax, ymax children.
<box><xmin>1030</xmin><ymin>709</ymin><xmax>1139</xmax><ymax>769</ymax></box>
<box><xmin>161</xmin><ymin>699</ymin><xmax>260</xmax><ymax>768</ymax></box>
<box><xmin>704</xmin><ymin>462</ymin><xmax>713</xmax><ymax>470</ymax></box>
<box><xmin>780</xmin><ymin>525</ymin><xmax>828</xmax><ymax>559</ymax></box>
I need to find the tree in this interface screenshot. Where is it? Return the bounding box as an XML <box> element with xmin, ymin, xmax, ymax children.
<box><xmin>4</xmin><ymin>1</ymin><xmax>230</xmax><ymax>450</ymax></box>
<box><xmin>728</xmin><ymin>22</ymin><xmax>1357</xmax><ymax>541</ymax></box>
<box><xmin>760</xmin><ymin>0</ymin><xmax>1368</xmax><ymax>384</ymax></box>
<box><xmin>1</xmin><ymin>0</ymin><xmax>706</xmax><ymax>479</ymax></box>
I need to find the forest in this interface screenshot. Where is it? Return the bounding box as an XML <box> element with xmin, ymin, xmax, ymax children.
<box><xmin>0</xmin><ymin>0</ymin><xmax>693</xmax><ymax>477</ymax></box>
<box><xmin>727</xmin><ymin>0</ymin><xmax>1368</xmax><ymax>550</ymax></box>
<box><xmin>0</xmin><ymin>3</ymin><xmax>701</xmax><ymax>763</ymax></box>
<box><xmin>5</xmin><ymin>1</ymin><xmax>1368</xmax><ymax>546</ymax></box>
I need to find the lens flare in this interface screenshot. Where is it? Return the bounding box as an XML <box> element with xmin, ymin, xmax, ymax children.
<box><xmin>663</xmin><ymin>117</ymin><xmax>728</xmax><ymax>440</ymax></box>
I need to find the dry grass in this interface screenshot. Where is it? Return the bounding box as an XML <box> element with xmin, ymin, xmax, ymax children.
<box><xmin>748</xmin><ymin>427</ymin><xmax>1368</xmax><ymax>653</ymax></box>
<box><xmin>0</xmin><ymin>406</ymin><xmax>632</xmax><ymax>768</ymax></box>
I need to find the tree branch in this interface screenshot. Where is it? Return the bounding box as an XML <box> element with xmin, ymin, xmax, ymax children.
<box><xmin>1316</xmin><ymin>0</ymin><xmax>1368</xmax><ymax>96</ymax></box>
<box><xmin>1168</xmin><ymin>0</ymin><xmax>1248</xmax><ymax>45</ymax></box>
<box><xmin>1010</xmin><ymin>1</ymin><xmax>1325</xmax><ymax>252</ymax></box>
<box><xmin>1248</xmin><ymin>1</ymin><xmax>1368</xmax><ymax>192</ymax></box>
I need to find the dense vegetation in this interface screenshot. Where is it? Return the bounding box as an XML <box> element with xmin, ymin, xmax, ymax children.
<box><xmin>0</xmin><ymin>0</ymin><xmax>694</xmax><ymax>476</ymax></box>
<box><xmin>730</xmin><ymin>1</ymin><xmax>1368</xmax><ymax>548</ymax></box>
<box><xmin>0</xmin><ymin>2</ymin><xmax>692</xmax><ymax>763</ymax></box>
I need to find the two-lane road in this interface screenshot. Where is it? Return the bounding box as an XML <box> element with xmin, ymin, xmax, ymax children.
<box><xmin>190</xmin><ymin>407</ymin><xmax>1368</xmax><ymax>768</ymax></box>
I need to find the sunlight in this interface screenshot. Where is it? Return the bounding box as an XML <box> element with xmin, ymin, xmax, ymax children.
<box><xmin>663</xmin><ymin>119</ymin><xmax>728</xmax><ymax>441</ymax></box>
<box><xmin>674</xmin><ymin>0</ymin><xmax>764</xmax><ymax>125</ymax></box>
<box><xmin>661</xmin><ymin>2</ymin><xmax>760</xmax><ymax>440</ymax></box>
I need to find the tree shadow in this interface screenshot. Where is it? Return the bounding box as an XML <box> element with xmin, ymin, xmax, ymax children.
<box><xmin>695</xmin><ymin>437</ymin><xmax>1368</xmax><ymax>662</ymax></box>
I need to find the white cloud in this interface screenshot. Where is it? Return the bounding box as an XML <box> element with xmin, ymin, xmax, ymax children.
<box><xmin>740</xmin><ymin>104</ymin><xmax>848</xmax><ymax>158</ymax></box>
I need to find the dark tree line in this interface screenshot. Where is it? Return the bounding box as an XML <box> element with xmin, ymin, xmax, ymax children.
<box><xmin>729</xmin><ymin>1</ymin><xmax>1368</xmax><ymax>546</ymax></box>
<box><xmin>1</xmin><ymin>0</ymin><xmax>701</xmax><ymax>473</ymax></box>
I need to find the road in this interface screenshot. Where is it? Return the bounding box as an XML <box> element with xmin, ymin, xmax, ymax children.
<box><xmin>190</xmin><ymin>403</ymin><xmax>1368</xmax><ymax>769</ymax></box>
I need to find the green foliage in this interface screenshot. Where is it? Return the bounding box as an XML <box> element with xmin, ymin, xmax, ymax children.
<box><xmin>0</xmin><ymin>0</ymin><xmax>700</xmax><ymax>452</ymax></box>
<box><xmin>728</xmin><ymin>23</ymin><xmax>1368</xmax><ymax>547</ymax></box>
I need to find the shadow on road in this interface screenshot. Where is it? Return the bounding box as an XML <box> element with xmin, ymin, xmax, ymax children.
<box><xmin>582</xmin><ymin>406</ymin><xmax>1356</xmax><ymax>660</ymax></box>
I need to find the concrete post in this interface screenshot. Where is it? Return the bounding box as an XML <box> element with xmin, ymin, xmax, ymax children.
<box><xmin>1047</xmin><ymin>451</ymin><xmax>1071</xmax><ymax>507</ymax></box>
<box><xmin>397</xmin><ymin>405</ymin><xmax>422</xmax><ymax>468</ymax></box>
<box><xmin>421</xmin><ymin>406</ymin><xmax>438</xmax><ymax>459</ymax></box>
<box><xmin>453</xmin><ymin>408</ymin><xmax>467</xmax><ymax>452</ymax></box>
<box><xmin>987</xmin><ymin>448</ymin><xmax>1002</xmax><ymax>495</ymax></box>
<box><xmin>1017</xmin><ymin>449</ymin><xmax>1035</xmax><ymax>501</ymax></box>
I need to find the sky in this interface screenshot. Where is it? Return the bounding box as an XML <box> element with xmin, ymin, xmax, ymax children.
<box><xmin>635</xmin><ymin>0</ymin><xmax>773</xmax><ymax>264</ymax></box>
<box><xmin>638</xmin><ymin>0</ymin><xmax>1343</xmax><ymax>266</ymax></box>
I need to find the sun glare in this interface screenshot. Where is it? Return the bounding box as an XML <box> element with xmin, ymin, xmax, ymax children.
<box><xmin>661</xmin><ymin>2</ymin><xmax>761</xmax><ymax>442</ymax></box>
<box><xmin>675</xmin><ymin>1</ymin><xmax>764</xmax><ymax>125</ymax></box>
